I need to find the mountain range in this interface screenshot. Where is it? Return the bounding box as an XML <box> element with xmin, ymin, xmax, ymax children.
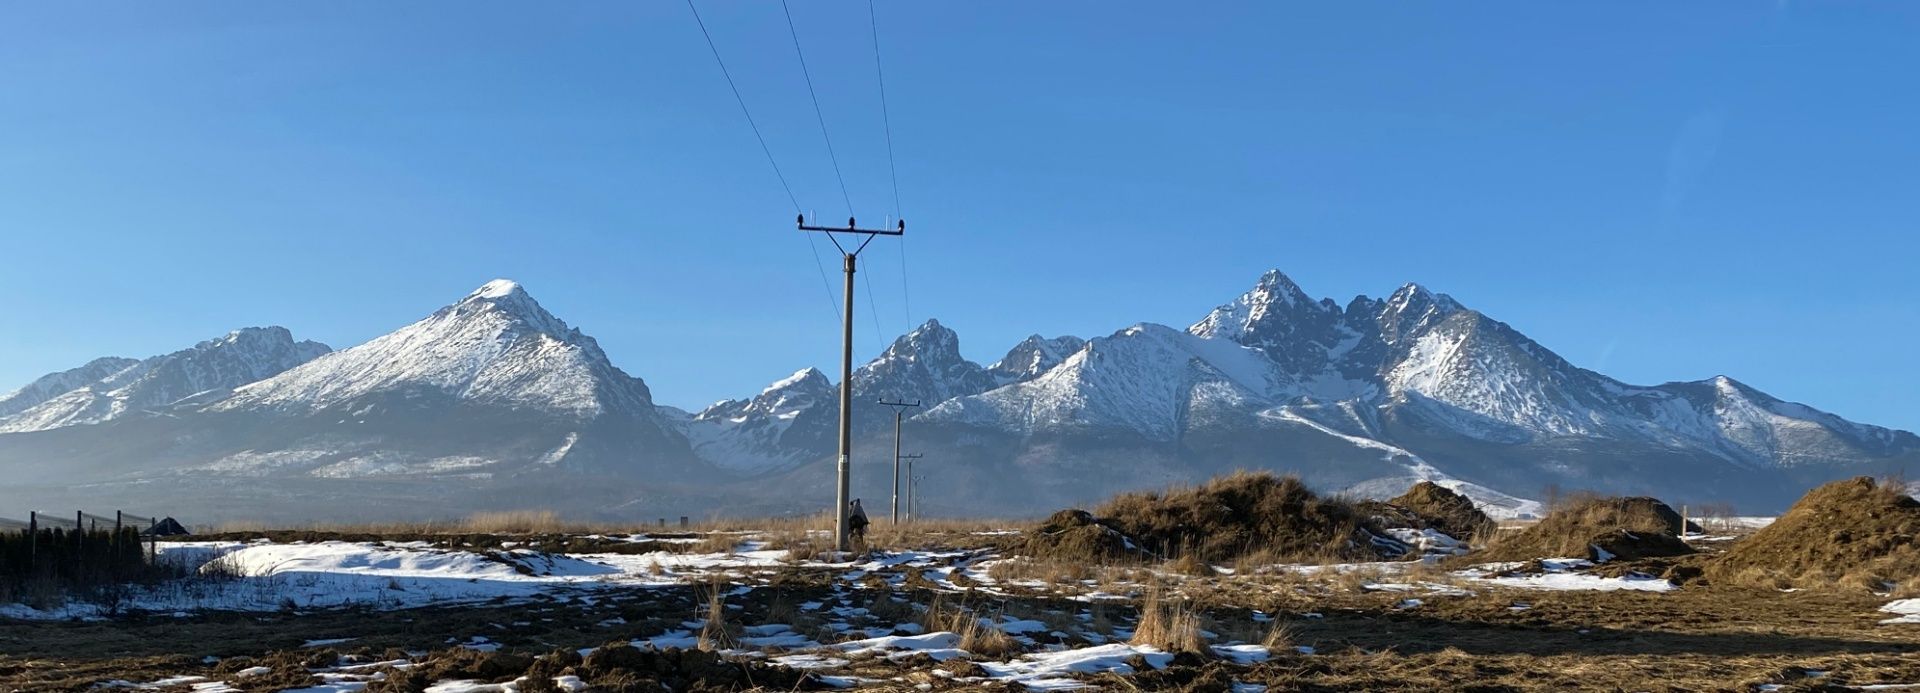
<box><xmin>0</xmin><ymin>272</ymin><xmax>1911</xmax><ymax>523</ymax></box>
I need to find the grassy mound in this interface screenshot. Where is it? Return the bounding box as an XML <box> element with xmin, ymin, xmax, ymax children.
<box><xmin>1706</xmin><ymin>477</ymin><xmax>1920</xmax><ymax>591</ymax></box>
<box><xmin>1473</xmin><ymin>495</ymin><xmax>1693</xmax><ymax>563</ymax></box>
<box><xmin>1023</xmin><ymin>471</ymin><xmax>1402</xmax><ymax>564</ymax></box>
<box><xmin>1019</xmin><ymin>509</ymin><xmax>1148</xmax><ymax>562</ymax></box>
<box><xmin>1390</xmin><ymin>482</ymin><xmax>1496</xmax><ymax>542</ymax></box>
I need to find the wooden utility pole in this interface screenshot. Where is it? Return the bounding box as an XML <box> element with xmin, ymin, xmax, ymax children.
<box><xmin>799</xmin><ymin>214</ymin><xmax>905</xmax><ymax>552</ymax></box>
<box><xmin>902</xmin><ymin>454</ymin><xmax>923</xmax><ymax>522</ymax></box>
<box><xmin>878</xmin><ymin>399</ymin><xmax>921</xmax><ymax>523</ymax></box>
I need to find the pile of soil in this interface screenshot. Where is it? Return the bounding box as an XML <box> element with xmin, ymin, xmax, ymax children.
<box><xmin>1472</xmin><ymin>495</ymin><xmax>1694</xmax><ymax>563</ymax></box>
<box><xmin>1706</xmin><ymin>476</ymin><xmax>1920</xmax><ymax>591</ymax></box>
<box><xmin>1389</xmin><ymin>482</ymin><xmax>1497</xmax><ymax>542</ymax></box>
<box><xmin>1022</xmin><ymin>472</ymin><xmax>1404</xmax><ymax>564</ymax></box>
<box><xmin>1019</xmin><ymin>509</ymin><xmax>1150</xmax><ymax>562</ymax></box>
<box><xmin>367</xmin><ymin>644</ymin><xmax>824</xmax><ymax>692</ymax></box>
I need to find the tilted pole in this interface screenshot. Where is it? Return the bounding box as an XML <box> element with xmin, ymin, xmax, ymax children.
<box><xmin>800</xmin><ymin>214</ymin><xmax>905</xmax><ymax>552</ymax></box>
<box><xmin>879</xmin><ymin>399</ymin><xmax>921</xmax><ymax>524</ymax></box>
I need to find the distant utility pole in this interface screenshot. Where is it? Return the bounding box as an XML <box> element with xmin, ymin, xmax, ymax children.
<box><xmin>902</xmin><ymin>454</ymin><xmax>924</xmax><ymax>522</ymax></box>
<box><xmin>800</xmin><ymin>214</ymin><xmax>905</xmax><ymax>552</ymax></box>
<box><xmin>879</xmin><ymin>399</ymin><xmax>921</xmax><ymax>523</ymax></box>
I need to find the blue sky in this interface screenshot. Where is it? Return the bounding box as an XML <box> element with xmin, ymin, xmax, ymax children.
<box><xmin>1</xmin><ymin>2</ymin><xmax>1915</xmax><ymax>430</ymax></box>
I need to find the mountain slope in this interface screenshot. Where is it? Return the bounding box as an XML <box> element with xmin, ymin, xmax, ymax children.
<box><xmin>0</xmin><ymin>328</ymin><xmax>328</xmax><ymax>434</ymax></box>
<box><xmin>215</xmin><ymin>280</ymin><xmax>651</xmax><ymax>421</ymax></box>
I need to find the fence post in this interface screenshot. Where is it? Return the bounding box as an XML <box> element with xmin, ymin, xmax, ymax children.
<box><xmin>27</xmin><ymin>511</ymin><xmax>36</xmax><ymax>570</ymax></box>
<box><xmin>657</xmin><ymin>518</ymin><xmax>665</xmax><ymax>528</ymax></box>
<box><xmin>680</xmin><ymin>516</ymin><xmax>688</xmax><ymax>529</ymax></box>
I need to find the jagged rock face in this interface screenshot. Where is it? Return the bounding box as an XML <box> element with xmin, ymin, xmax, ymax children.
<box><xmin>988</xmin><ymin>335</ymin><xmax>1087</xmax><ymax>386</ymax></box>
<box><xmin>0</xmin><ymin>328</ymin><xmax>329</xmax><ymax>433</ymax></box>
<box><xmin>677</xmin><ymin>368</ymin><xmax>837</xmax><ymax>473</ymax></box>
<box><xmin>851</xmin><ymin>319</ymin><xmax>997</xmax><ymax>406</ymax></box>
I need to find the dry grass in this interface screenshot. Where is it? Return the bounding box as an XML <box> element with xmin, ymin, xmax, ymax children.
<box><xmin>1472</xmin><ymin>495</ymin><xmax>1693</xmax><ymax>563</ymax></box>
<box><xmin>1128</xmin><ymin>588</ymin><xmax>1208</xmax><ymax>655</ymax></box>
<box><xmin>1023</xmin><ymin>471</ymin><xmax>1393</xmax><ymax>566</ymax></box>
<box><xmin>922</xmin><ymin>596</ymin><xmax>1020</xmax><ymax>658</ymax></box>
<box><xmin>694</xmin><ymin>579</ymin><xmax>738</xmax><ymax>652</ymax></box>
<box><xmin>1707</xmin><ymin>476</ymin><xmax>1920</xmax><ymax>592</ymax></box>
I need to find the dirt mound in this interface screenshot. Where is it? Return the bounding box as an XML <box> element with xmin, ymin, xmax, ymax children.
<box><xmin>1023</xmin><ymin>472</ymin><xmax>1405</xmax><ymax>564</ymax></box>
<box><xmin>1706</xmin><ymin>476</ymin><xmax>1920</xmax><ymax>591</ymax></box>
<box><xmin>1390</xmin><ymin>482</ymin><xmax>1496</xmax><ymax>541</ymax></box>
<box><xmin>1019</xmin><ymin>509</ymin><xmax>1149</xmax><ymax>562</ymax></box>
<box><xmin>1473</xmin><ymin>495</ymin><xmax>1694</xmax><ymax>563</ymax></box>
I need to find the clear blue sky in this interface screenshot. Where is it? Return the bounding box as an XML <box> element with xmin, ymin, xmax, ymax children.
<box><xmin>1</xmin><ymin>2</ymin><xmax>1915</xmax><ymax>431</ymax></box>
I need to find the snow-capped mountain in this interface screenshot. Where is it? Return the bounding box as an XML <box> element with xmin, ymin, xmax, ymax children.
<box><xmin>0</xmin><ymin>357</ymin><xmax>141</xmax><ymax>418</ymax></box>
<box><xmin>675</xmin><ymin>368</ymin><xmax>836</xmax><ymax>473</ymax></box>
<box><xmin>0</xmin><ymin>281</ymin><xmax>706</xmax><ymax>520</ymax></box>
<box><xmin>216</xmin><ymin>280</ymin><xmax>651</xmax><ymax>420</ymax></box>
<box><xmin>0</xmin><ymin>328</ymin><xmax>329</xmax><ymax>434</ymax></box>
<box><xmin>0</xmin><ymin>270</ymin><xmax>1911</xmax><ymax>522</ymax></box>
<box><xmin>987</xmin><ymin>335</ymin><xmax>1087</xmax><ymax>385</ymax></box>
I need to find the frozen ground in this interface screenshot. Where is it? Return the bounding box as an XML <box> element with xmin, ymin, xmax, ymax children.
<box><xmin>8</xmin><ymin>525</ymin><xmax>1920</xmax><ymax>692</ymax></box>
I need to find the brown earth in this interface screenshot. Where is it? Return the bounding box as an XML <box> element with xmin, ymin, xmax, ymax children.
<box><xmin>1707</xmin><ymin>476</ymin><xmax>1920</xmax><ymax>592</ymax></box>
<box><xmin>1471</xmin><ymin>495</ymin><xmax>1696</xmax><ymax>563</ymax></box>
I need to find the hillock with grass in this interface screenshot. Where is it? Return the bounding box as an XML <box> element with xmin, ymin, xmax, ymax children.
<box><xmin>1021</xmin><ymin>471</ymin><xmax>1415</xmax><ymax>565</ymax></box>
<box><xmin>1471</xmin><ymin>495</ymin><xmax>1694</xmax><ymax>563</ymax></box>
<box><xmin>1705</xmin><ymin>476</ymin><xmax>1920</xmax><ymax>592</ymax></box>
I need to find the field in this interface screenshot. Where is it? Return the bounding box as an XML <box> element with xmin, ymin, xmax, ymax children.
<box><xmin>0</xmin><ymin>510</ymin><xmax>1917</xmax><ymax>693</ymax></box>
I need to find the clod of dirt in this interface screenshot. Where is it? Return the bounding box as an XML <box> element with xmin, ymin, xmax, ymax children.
<box><xmin>1389</xmin><ymin>481</ymin><xmax>1497</xmax><ymax>542</ymax></box>
<box><xmin>1587</xmin><ymin>528</ymin><xmax>1694</xmax><ymax>561</ymax></box>
<box><xmin>417</xmin><ymin>648</ymin><xmax>534</xmax><ymax>683</ymax></box>
<box><xmin>1472</xmin><ymin>495</ymin><xmax>1694</xmax><ymax>563</ymax></box>
<box><xmin>1706</xmin><ymin>476</ymin><xmax>1920</xmax><ymax>591</ymax></box>
<box><xmin>579</xmin><ymin>643</ymin><xmax>815</xmax><ymax>691</ymax></box>
<box><xmin>1023</xmin><ymin>472</ymin><xmax>1406</xmax><ymax>564</ymax></box>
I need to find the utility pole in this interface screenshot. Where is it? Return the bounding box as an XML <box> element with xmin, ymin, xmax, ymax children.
<box><xmin>878</xmin><ymin>399</ymin><xmax>921</xmax><ymax>523</ymax></box>
<box><xmin>902</xmin><ymin>454</ymin><xmax>923</xmax><ymax>522</ymax></box>
<box><xmin>799</xmin><ymin>214</ymin><xmax>905</xmax><ymax>552</ymax></box>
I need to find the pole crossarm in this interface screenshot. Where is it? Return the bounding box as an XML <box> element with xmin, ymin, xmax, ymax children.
<box><xmin>797</xmin><ymin>214</ymin><xmax>908</xmax><ymax>553</ymax></box>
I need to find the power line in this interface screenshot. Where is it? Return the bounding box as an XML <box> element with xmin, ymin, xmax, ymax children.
<box><xmin>781</xmin><ymin>0</ymin><xmax>856</xmax><ymax>217</ymax></box>
<box><xmin>683</xmin><ymin>0</ymin><xmax>840</xmax><ymax>322</ymax></box>
<box><xmin>866</xmin><ymin>1</ymin><xmax>913</xmax><ymax>328</ymax></box>
<box><xmin>684</xmin><ymin>0</ymin><xmax>800</xmax><ymax>213</ymax></box>
<box><xmin>867</xmin><ymin>0</ymin><xmax>903</xmax><ymax>218</ymax></box>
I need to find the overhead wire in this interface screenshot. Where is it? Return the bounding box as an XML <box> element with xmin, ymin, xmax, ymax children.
<box><xmin>684</xmin><ymin>0</ymin><xmax>841</xmax><ymax>322</ymax></box>
<box><xmin>780</xmin><ymin>0</ymin><xmax>857</xmax><ymax>218</ymax></box>
<box><xmin>867</xmin><ymin>0</ymin><xmax>913</xmax><ymax>328</ymax></box>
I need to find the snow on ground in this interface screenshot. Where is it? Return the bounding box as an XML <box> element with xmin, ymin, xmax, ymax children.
<box><xmin>1880</xmin><ymin>599</ymin><xmax>1920</xmax><ymax>625</ymax></box>
<box><xmin>978</xmin><ymin>643</ymin><xmax>1175</xmax><ymax>690</ymax></box>
<box><xmin>1453</xmin><ymin>558</ymin><xmax>1678</xmax><ymax>593</ymax></box>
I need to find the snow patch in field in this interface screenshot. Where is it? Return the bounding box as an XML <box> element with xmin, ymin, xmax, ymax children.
<box><xmin>1880</xmin><ymin>599</ymin><xmax>1920</xmax><ymax>624</ymax></box>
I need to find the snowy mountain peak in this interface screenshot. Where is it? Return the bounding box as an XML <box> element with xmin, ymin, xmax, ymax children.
<box><xmin>988</xmin><ymin>334</ymin><xmax>1087</xmax><ymax>385</ymax></box>
<box><xmin>214</xmin><ymin>280</ymin><xmax>654</xmax><ymax>420</ymax></box>
<box><xmin>0</xmin><ymin>326</ymin><xmax>331</xmax><ymax>433</ymax></box>
<box><xmin>1189</xmin><ymin>270</ymin><xmax>1329</xmax><ymax>342</ymax></box>
<box><xmin>854</xmin><ymin>318</ymin><xmax>996</xmax><ymax>405</ymax></box>
<box><xmin>469</xmin><ymin>279</ymin><xmax>525</xmax><ymax>300</ymax></box>
<box><xmin>0</xmin><ymin>356</ymin><xmax>142</xmax><ymax>419</ymax></box>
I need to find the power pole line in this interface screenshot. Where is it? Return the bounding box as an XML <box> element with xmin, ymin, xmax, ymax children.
<box><xmin>800</xmin><ymin>214</ymin><xmax>905</xmax><ymax>552</ymax></box>
<box><xmin>902</xmin><ymin>454</ymin><xmax>924</xmax><ymax>522</ymax></box>
<box><xmin>878</xmin><ymin>399</ymin><xmax>921</xmax><ymax>524</ymax></box>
